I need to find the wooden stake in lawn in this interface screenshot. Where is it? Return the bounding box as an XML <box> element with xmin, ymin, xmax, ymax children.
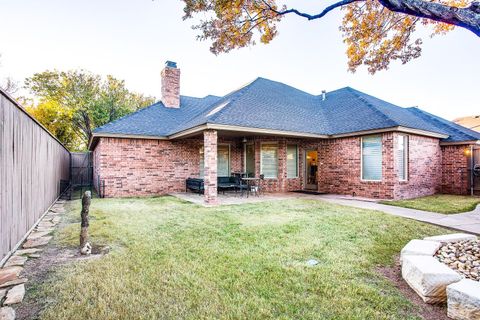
<box><xmin>80</xmin><ymin>190</ymin><xmax>92</xmax><ymax>255</ymax></box>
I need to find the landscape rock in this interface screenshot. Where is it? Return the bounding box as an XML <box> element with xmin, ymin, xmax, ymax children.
<box><xmin>27</xmin><ymin>230</ymin><xmax>51</xmax><ymax>240</ymax></box>
<box><xmin>23</xmin><ymin>236</ymin><xmax>52</xmax><ymax>248</ymax></box>
<box><xmin>435</xmin><ymin>239</ymin><xmax>480</xmax><ymax>281</ymax></box>
<box><xmin>0</xmin><ymin>278</ymin><xmax>27</xmax><ymax>289</ymax></box>
<box><xmin>50</xmin><ymin>206</ymin><xmax>65</xmax><ymax>213</ymax></box>
<box><xmin>447</xmin><ymin>279</ymin><xmax>480</xmax><ymax>320</ymax></box>
<box><xmin>14</xmin><ymin>248</ymin><xmax>42</xmax><ymax>256</ymax></box>
<box><xmin>0</xmin><ymin>307</ymin><xmax>15</xmax><ymax>320</ymax></box>
<box><xmin>0</xmin><ymin>267</ymin><xmax>22</xmax><ymax>286</ymax></box>
<box><xmin>424</xmin><ymin>233</ymin><xmax>477</xmax><ymax>244</ymax></box>
<box><xmin>4</xmin><ymin>255</ymin><xmax>27</xmax><ymax>267</ymax></box>
<box><xmin>51</xmin><ymin>216</ymin><xmax>61</xmax><ymax>225</ymax></box>
<box><xmin>402</xmin><ymin>255</ymin><xmax>462</xmax><ymax>303</ymax></box>
<box><xmin>400</xmin><ymin>239</ymin><xmax>442</xmax><ymax>262</ymax></box>
<box><xmin>37</xmin><ymin>221</ymin><xmax>55</xmax><ymax>228</ymax></box>
<box><xmin>0</xmin><ymin>288</ymin><xmax>6</xmax><ymax>300</ymax></box>
<box><xmin>80</xmin><ymin>242</ymin><xmax>92</xmax><ymax>255</ymax></box>
<box><xmin>3</xmin><ymin>284</ymin><xmax>25</xmax><ymax>305</ymax></box>
<box><xmin>34</xmin><ymin>227</ymin><xmax>54</xmax><ymax>233</ymax></box>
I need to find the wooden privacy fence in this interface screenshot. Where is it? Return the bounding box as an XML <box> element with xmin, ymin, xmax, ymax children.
<box><xmin>0</xmin><ymin>89</ymin><xmax>70</xmax><ymax>265</ymax></box>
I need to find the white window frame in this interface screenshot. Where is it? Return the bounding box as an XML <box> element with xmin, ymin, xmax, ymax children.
<box><xmin>199</xmin><ymin>143</ymin><xmax>231</xmax><ymax>177</ymax></box>
<box><xmin>260</xmin><ymin>142</ymin><xmax>279</xmax><ymax>179</ymax></box>
<box><xmin>286</xmin><ymin>144</ymin><xmax>299</xmax><ymax>178</ymax></box>
<box><xmin>360</xmin><ymin>135</ymin><xmax>383</xmax><ymax>182</ymax></box>
<box><xmin>396</xmin><ymin>134</ymin><xmax>409</xmax><ymax>181</ymax></box>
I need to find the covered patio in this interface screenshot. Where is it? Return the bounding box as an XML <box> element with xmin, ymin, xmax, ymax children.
<box><xmin>175</xmin><ymin>128</ymin><xmax>325</xmax><ymax>205</ymax></box>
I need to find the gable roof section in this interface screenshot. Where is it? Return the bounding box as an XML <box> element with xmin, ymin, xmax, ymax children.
<box><xmin>93</xmin><ymin>95</ymin><xmax>221</xmax><ymax>137</ymax></box>
<box><xmin>91</xmin><ymin>77</ymin><xmax>480</xmax><ymax>148</ymax></box>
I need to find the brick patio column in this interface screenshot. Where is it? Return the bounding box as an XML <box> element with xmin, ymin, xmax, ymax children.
<box><xmin>204</xmin><ymin>130</ymin><xmax>218</xmax><ymax>205</ymax></box>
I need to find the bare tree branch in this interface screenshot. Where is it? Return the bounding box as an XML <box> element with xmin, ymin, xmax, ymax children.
<box><xmin>263</xmin><ymin>0</ymin><xmax>364</xmax><ymax>20</ymax></box>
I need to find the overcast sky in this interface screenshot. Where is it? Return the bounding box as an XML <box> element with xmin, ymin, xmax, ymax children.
<box><xmin>0</xmin><ymin>0</ymin><xmax>478</xmax><ymax>120</ymax></box>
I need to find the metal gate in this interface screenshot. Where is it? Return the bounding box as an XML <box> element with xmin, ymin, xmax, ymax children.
<box><xmin>69</xmin><ymin>152</ymin><xmax>93</xmax><ymax>199</ymax></box>
<box><xmin>473</xmin><ymin>146</ymin><xmax>480</xmax><ymax>195</ymax></box>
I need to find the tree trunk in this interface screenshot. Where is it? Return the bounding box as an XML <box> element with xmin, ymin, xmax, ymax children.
<box><xmin>80</xmin><ymin>191</ymin><xmax>91</xmax><ymax>254</ymax></box>
<box><xmin>378</xmin><ymin>0</ymin><xmax>480</xmax><ymax>36</ymax></box>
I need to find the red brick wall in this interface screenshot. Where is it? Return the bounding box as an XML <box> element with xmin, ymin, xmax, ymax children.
<box><xmin>441</xmin><ymin>145</ymin><xmax>470</xmax><ymax>195</ymax></box>
<box><xmin>316</xmin><ymin>134</ymin><xmax>396</xmax><ymax>199</ymax></box>
<box><xmin>93</xmin><ymin>136</ymin><xmax>242</xmax><ymax>197</ymax></box>
<box><xmin>203</xmin><ymin>130</ymin><xmax>218</xmax><ymax>204</ymax></box>
<box><xmin>393</xmin><ymin>134</ymin><xmax>442</xmax><ymax>199</ymax></box>
<box><xmin>93</xmin><ymin>132</ymin><xmax>472</xmax><ymax>200</ymax></box>
<box><xmin>249</xmin><ymin>137</ymin><xmax>320</xmax><ymax>193</ymax></box>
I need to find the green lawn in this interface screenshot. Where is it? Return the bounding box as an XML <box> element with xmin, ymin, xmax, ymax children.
<box><xmin>34</xmin><ymin>196</ymin><xmax>449</xmax><ymax>320</ymax></box>
<box><xmin>381</xmin><ymin>194</ymin><xmax>480</xmax><ymax>214</ymax></box>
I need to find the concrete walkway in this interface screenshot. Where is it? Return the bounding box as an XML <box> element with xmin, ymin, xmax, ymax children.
<box><xmin>312</xmin><ymin>194</ymin><xmax>480</xmax><ymax>235</ymax></box>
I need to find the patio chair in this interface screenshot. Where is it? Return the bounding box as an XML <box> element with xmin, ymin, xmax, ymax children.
<box><xmin>186</xmin><ymin>178</ymin><xmax>204</xmax><ymax>194</ymax></box>
<box><xmin>233</xmin><ymin>175</ymin><xmax>249</xmax><ymax>197</ymax></box>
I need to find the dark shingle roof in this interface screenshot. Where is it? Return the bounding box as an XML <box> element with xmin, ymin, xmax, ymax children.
<box><xmin>93</xmin><ymin>77</ymin><xmax>480</xmax><ymax>143</ymax></box>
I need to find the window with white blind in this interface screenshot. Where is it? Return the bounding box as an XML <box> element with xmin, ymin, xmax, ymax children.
<box><xmin>217</xmin><ymin>145</ymin><xmax>230</xmax><ymax>176</ymax></box>
<box><xmin>261</xmin><ymin>143</ymin><xmax>278</xmax><ymax>178</ymax></box>
<box><xmin>286</xmin><ymin>145</ymin><xmax>298</xmax><ymax>178</ymax></box>
<box><xmin>199</xmin><ymin>144</ymin><xmax>230</xmax><ymax>177</ymax></box>
<box><xmin>245</xmin><ymin>144</ymin><xmax>255</xmax><ymax>177</ymax></box>
<box><xmin>396</xmin><ymin>134</ymin><xmax>408</xmax><ymax>181</ymax></box>
<box><xmin>361</xmin><ymin>135</ymin><xmax>382</xmax><ymax>181</ymax></box>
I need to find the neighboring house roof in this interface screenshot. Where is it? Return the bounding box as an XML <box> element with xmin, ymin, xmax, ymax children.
<box><xmin>453</xmin><ymin>115</ymin><xmax>480</xmax><ymax>133</ymax></box>
<box><xmin>92</xmin><ymin>77</ymin><xmax>480</xmax><ymax>147</ymax></box>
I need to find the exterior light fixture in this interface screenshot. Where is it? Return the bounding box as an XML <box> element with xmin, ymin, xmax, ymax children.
<box><xmin>242</xmin><ymin>137</ymin><xmax>247</xmax><ymax>143</ymax></box>
<box><xmin>464</xmin><ymin>148</ymin><xmax>471</xmax><ymax>156</ymax></box>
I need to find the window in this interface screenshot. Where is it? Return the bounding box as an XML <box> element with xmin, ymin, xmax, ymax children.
<box><xmin>396</xmin><ymin>134</ymin><xmax>408</xmax><ymax>181</ymax></box>
<box><xmin>261</xmin><ymin>143</ymin><xmax>278</xmax><ymax>178</ymax></box>
<box><xmin>217</xmin><ymin>145</ymin><xmax>230</xmax><ymax>176</ymax></box>
<box><xmin>361</xmin><ymin>135</ymin><xmax>382</xmax><ymax>181</ymax></box>
<box><xmin>286</xmin><ymin>145</ymin><xmax>298</xmax><ymax>178</ymax></box>
<box><xmin>199</xmin><ymin>144</ymin><xmax>230</xmax><ymax>177</ymax></box>
<box><xmin>245</xmin><ymin>144</ymin><xmax>255</xmax><ymax>177</ymax></box>
<box><xmin>199</xmin><ymin>147</ymin><xmax>204</xmax><ymax>177</ymax></box>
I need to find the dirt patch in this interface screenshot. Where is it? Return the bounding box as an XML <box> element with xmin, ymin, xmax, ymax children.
<box><xmin>13</xmin><ymin>243</ymin><xmax>109</xmax><ymax>320</ymax></box>
<box><xmin>377</xmin><ymin>257</ymin><xmax>449</xmax><ymax>320</ymax></box>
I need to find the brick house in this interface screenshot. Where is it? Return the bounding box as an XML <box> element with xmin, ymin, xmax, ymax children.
<box><xmin>89</xmin><ymin>61</ymin><xmax>480</xmax><ymax>204</ymax></box>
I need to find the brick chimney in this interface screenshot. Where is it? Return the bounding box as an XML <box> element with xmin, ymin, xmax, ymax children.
<box><xmin>161</xmin><ymin>61</ymin><xmax>180</xmax><ymax>108</ymax></box>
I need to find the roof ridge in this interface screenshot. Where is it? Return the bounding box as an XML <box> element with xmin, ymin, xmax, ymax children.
<box><xmin>208</xmin><ymin>78</ymin><xmax>261</xmax><ymax>122</ymax></box>
<box><xmin>345</xmin><ymin>87</ymin><xmax>398</xmax><ymax>127</ymax></box>
<box><xmin>255</xmin><ymin>77</ymin><xmax>318</xmax><ymax>96</ymax></box>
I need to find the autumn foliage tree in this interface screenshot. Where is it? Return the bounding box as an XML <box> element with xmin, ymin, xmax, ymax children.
<box><xmin>182</xmin><ymin>0</ymin><xmax>480</xmax><ymax>73</ymax></box>
<box><xmin>25</xmin><ymin>70</ymin><xmax>155</xmax><ymax>150</ymax></box>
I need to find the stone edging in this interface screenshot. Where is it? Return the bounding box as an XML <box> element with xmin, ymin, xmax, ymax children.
<box><xmin>401</xmin><ymin>233</ymin><xmax>480</xmax><ymax>320</ymax></box>
<box><xmin>0</xmin><ymin>199</ymin><xmax>66</xmax><ymax>320</ymax></box>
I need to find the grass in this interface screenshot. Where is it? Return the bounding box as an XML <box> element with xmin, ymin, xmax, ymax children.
<box><xmin>34</xmin><ymin>196</ymin><xmax>449</xmax><ymax>320</ymax></box>
<box><xmin>380</xmin><ymin>194</ymin><xmax>480</xmax><ymax>214</ymax></box>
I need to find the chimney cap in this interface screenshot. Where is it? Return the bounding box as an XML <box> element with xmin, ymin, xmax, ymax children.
<box><xmin>165</xmin><ymin>60</ymin><xmax>177</xmax><ymax>68</ymax></box>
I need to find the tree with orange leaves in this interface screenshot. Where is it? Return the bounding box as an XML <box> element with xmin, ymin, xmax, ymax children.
<box><xmin>182</xmin><ymin>0</ymin><xmax>479</xmax><ymax>73</ymax></box>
